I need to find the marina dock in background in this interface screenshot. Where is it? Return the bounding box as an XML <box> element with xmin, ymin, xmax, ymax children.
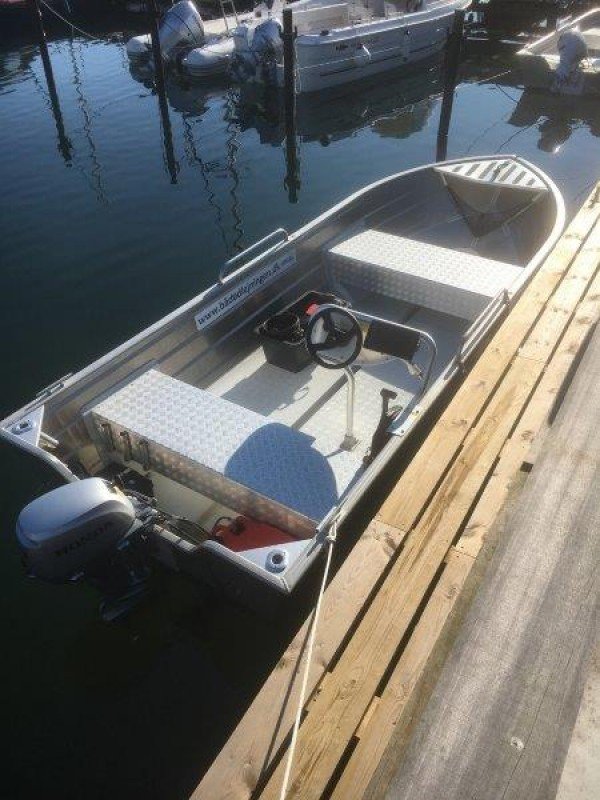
<box><xmin>193</xmin><ymin>181</ymin><xmax>600</xmax><ymax>800</ymax></box>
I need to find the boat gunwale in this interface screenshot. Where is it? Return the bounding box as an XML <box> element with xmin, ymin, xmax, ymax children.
<box><xmin>291</xmin><ymin>0</ymin><xmax>471</xmax><ymax>44</ymax></box>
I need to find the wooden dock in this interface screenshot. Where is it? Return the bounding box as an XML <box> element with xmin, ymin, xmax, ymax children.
<box><xmin>381</xmin><ymin>277</ymin><xmax>600</xmax><ymax>800</ymax></box>
<box><xmin>191</xmin><ymin>181</ymin><xmax>600</xmax><ymax>800</ymax></box>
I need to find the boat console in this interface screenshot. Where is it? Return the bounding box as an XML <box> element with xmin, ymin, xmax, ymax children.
<box><xmin>257</xmin><ymin>291</ymin><xmax>349</xmax><ymax>373</ymax></box>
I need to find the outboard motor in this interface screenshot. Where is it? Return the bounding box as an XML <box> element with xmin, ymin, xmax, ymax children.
<box><xmin>126</xmin><ymin>0</ymin><xmax>205</xmax><ymax>63</ymax></box>
<box><xmin>232</xmin><ymin>17</ymin><xmax>283</xmax><ymax>84</ymax></box>
<box><xmin>554</xmin><ymin>29</ymin><xmax>588</xmax><ymax>93</ymax></box>
<box><xmin>159</xmin><ymin>0</ymin><xmax>205</xmax><ymax>60</ymax></box>
<box><xmin>16</xmin><ymin>478</ymin><xmax>157</xmax><ymax>619</ymax></box>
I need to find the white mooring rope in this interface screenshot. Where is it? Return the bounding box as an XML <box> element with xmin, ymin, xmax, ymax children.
<box><xmin>278</xmin><ymin>517</ymin><xmax>339</xmax><ymax>800</ymax></box>
<box><xmin>39</xmin><ymin>0</ymin><xmax>113</xmax><ymax>42</ymax></box>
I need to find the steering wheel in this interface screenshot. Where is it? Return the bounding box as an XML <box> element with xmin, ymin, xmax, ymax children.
<box><xmin>305</xmin><ymin>306</ymin><xmax>363</xmax><ymax>369</ymax></box>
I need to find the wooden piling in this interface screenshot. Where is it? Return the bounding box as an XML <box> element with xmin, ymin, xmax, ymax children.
<box><xmin>436</xmin><ymin>8</ymin><xmax>465</xmax><ymax>162</ymax></box>
<box><xmin>282</xmin><ymin>7</ymin><xmax>300</xmax><ymax>202</ymax></box>
<box><xmin>27</xmin><ymin>0</ymin><xmax>73</xmax><ymax>164</ymax></box>
<box><xmin>147</xmin><ymin>0</ymin><xmax>178</xmax><ymax>184</ymax></box>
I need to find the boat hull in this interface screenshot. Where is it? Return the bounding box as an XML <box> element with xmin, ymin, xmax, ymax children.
<box><xmin>180</xmin><ymin>37</ymin><xmax>236</xmax><ymax>78</ymax></box>
<box><xmin>518</xmin><ymin>53</ymin><xmax>600</xmax><ymax>96</ymax></box>
<box><xmin>279</xmin><ymin>1</ymin><xmax>469</xmax><ymax>93</ymax></box>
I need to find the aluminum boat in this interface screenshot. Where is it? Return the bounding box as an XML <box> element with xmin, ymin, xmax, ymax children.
<box><xmin>3</xmin><ymin>156</ymin><xmax>564</xmax><ymax>617</ymax></box>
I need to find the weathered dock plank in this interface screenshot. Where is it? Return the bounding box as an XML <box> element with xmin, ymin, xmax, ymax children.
<box><xmin>555</xmin><ymin>642</ymin><xmax>600</xmax><ymax>800</ymax></box>
<box><xmin>458</xmin><ymin>266</ymin><xmax>600</xmax><ymax>560</ymax></box>
<box><xmin>330</xmin><ymin>546</ymin><xmax>474</xmax><ymax>800</ymax></box>
<box><xmin>336</xmin><ymin>266</ymin><xmax>600</xmax><ymax>799</ymax></box>
<box><xmin>381</xmin><ymin>318</ymin><xmax>600</xmax><ymax>800</ymax></box>
<box><xmin>190</xmin><ymin>520</ymin><xmax>408</xmax><ymax>800</ymax></box>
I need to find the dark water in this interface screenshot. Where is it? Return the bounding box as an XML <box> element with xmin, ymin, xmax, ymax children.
<box><xmin>1</xmin><ymin>11</ymin><xmax>600</xmax><ymax>800</ymax></box>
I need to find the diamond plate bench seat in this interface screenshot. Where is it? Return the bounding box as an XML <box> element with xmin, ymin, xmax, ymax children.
<box><xmin>328</xmin><ymin>229</ymin><xmax>523</xmax><ymax>320</ymax></box>
<box><xmin>86</xmin><ymin>369</ymin><xmax>362</xmax><ymax>537</ymax></box>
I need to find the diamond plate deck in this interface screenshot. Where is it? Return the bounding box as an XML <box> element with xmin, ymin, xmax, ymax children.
<box><xmin>86</xmin><ymin>369</ymin><xmax>363</xmax><ymax>536</ymax></box>
<box><xmin>436</xmin><ymin>159</ymin><xmax>547</xmax><ymax>189</ymax></box>
<box><xmin>328</xmin><ymin>230</ymin><xmax>522</xmax><ymax>320</ymax></box>
<box><xmin>207</xmin><ymin>348</ymin><xmax>346</xmax><ymax>428</ymax></box>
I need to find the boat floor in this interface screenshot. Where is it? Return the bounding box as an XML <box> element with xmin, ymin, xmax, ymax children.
<box><xmin>207</xmin><ymin>305</ymin><xmax>466</xmax><ymax>461</ymax></box>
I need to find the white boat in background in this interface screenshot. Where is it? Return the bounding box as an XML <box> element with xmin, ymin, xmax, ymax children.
<box><xmin>517</xmin><ymin>9</ymin><xmax>600</xmax><ymax>96</ymax></box>
<box><xmin>3</xmin><ymin>156</ymin><xmax>564</xmax><ymax>618</ymax></box>
<box><xmin>233</xmin><ymin>0</ymin><xmax>470</xmax><ymax>93</ymax></box>
<box><xmin>127</xmin><ymin>0</ymin><xmax>468</xmax><ymax>90</ymax></box>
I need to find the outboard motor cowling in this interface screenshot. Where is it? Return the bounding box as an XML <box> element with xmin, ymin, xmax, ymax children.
<box><xmin>17</xmin><ymin>479</ymin><xmax>136</xmax><ymax>583</ymax></box>
<box><xmin>554</xmin><ymin>29</ymin><xmax>588</xmax><ymax>92</ymax></box>
<box><xmin>232</xmin><ymin>17</ymin><xmax>283</xmax><ymax>84</ymax></box>
<box><xmin>126</xmin><ymin>0</ymin><xmax>205</xmax><ymax>64</ymax></box>
<box><xmin>159</xmin><ymin>0</ymin><xmax>205</xmax><ymax>60</ymax></box>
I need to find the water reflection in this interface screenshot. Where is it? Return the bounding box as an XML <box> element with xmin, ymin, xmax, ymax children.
<box><xmin>466</xmin><ymin>58</ymin><xmax>600</xmax><ymax>158</ymax></box>
<box><xmin>4</xmin><ymin>26</ymin><xmax>443</xmax><ymax>205</ymax></box>
<box><xmin>129</xmin><ymin>61</ymin><xmax>442</xmax><ymax>149</ymax></box>
<box><xmin>127</xmin><ymin>57</ymin><xmax>443</xmax><ymax>207</ymax></box>
<box><xmin>508</xmin><ymin>89</ymin><xmax>600</xmax><ymax>154</ymax></box>
<box><xmin>232</xmin><ymin>63</ymin><xmax>442</xmax><ymax>147</ymax></box>
<box><xmin>130</xmin><ymin>49</ymin><xmax>180</xmax><ymax>182</ymax></box>
<box><xmin>0</xmin><ymin>44</ymin><xmax>36</xmax><ymax>86</ymax></box>
<box><xmin>1</xmin><ymin>37</ymin><xmax>75</xmax><ymax>166</ymax></box>
<box><xmin>131</xmin><ymin>61</ymin><xmax>444</xmax><ymax>203</ymax></box>
<box><xmin>68</xmin><ymin>37</ymin><xmax>105</xmax><ymax>197</ymax></box>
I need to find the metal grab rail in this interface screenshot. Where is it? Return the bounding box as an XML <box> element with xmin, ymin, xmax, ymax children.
<box><xmin>218</xmin><ymin>228</ymin><xmax>289</xmax><ymax>283</ymax></box>
<box><xmin>350</xmin><ymin>308</ymin><xmax>438</xmax><ymax>398</ymax></box>
<box><xmin>320</xmin><ymin>303</ymin><xmax>437</xmax><ymax>400</ymax></box>
<box><xmin>354</xmin><ymin>311</ymin><xmax>438</xmax><ymax>444</ymax></box>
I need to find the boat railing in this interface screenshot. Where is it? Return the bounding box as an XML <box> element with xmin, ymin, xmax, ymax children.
<box><xmin>218</xmin><ymin>228</ymin><xmax>290</xmax><ymax>283</ymax></box>
<box><xmin>455</xmin><ymin>288</ymin><xmax>511</xmax><ymax>370</ymax></box>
